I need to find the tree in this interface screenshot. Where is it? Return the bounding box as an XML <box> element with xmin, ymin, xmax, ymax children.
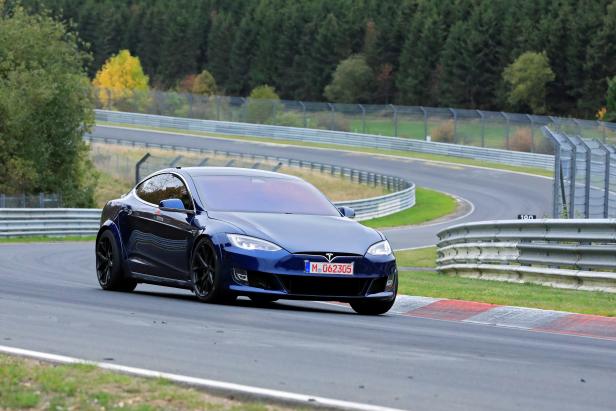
<box><xmin>92</xmin><ymin>49</ymin><xmax>149</xmax><ymax>107</ymax></box>
<box><xmin>0</xmin><ymin>1</ymin><xmax>96</xmax><ymax>206</ymax></box>
<box><xmin>192</xmin><ymin>70</ymin><xmax>217</xmax><ymax>95</ymax></box>
<box><xmin>503</xmin><ymin>51</ymin><xmax>555</xmax><ymax>114</ymax></box>
<box><xmin>324</xmin><ymin>55</ymin><xmax>374</xmax><ymax>103</ymax></box>
<box><xmin>246</xmin><ymin>85</ymin><xmax>279</xmax><ymax>124</ymax></box>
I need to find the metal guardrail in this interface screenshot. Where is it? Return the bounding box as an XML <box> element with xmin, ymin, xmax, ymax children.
<box><xmin>84</xmin><ymin>135</ymin><xmax>415</xmax><ymax>222</ymax></box>
<box><xmin>95</xmin><ymin>110</ymin><xmax>555</xmax><ymax>170</ymax></box>
<box><xmin>0</xmin><ymin>209</ymin><xmax>101</xmax><ymax>237</ymax></box>
<box><xmin>436</xmin><ymin>219</ymin><xmax>616</xmax><ymax>293</ymax></box>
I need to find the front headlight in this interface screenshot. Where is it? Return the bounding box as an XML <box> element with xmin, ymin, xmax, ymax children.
<box><xmin>227</xmin><ymin>234</ymin><xmax>282</xmax><ymax>252</ymax></box>
<box><xmin>366</xmin><ymin>240</ymin><xmax>392</xmax><ymax>256</ymax></box>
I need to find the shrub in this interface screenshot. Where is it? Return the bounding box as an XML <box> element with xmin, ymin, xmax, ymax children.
<box><xmin>431</xmin><ymin>121</ymin><xmax>455</xmax><ymax>143</ymax></box>
<box><xmin>313</xmin><ymin>113</ymin><xmax>350</xmax><ymax>132</ymax></box>
<box><xmin>274</xmin><ymin>112</ymin><xmax>304</xmax><ymax>127</ymax></box>
<box><xmin>246</xmin><ymin>85</ymin><xmax>280</xmax><ymax>124</ymax></box>
<box><xmin>509</xmin><ymin>128</ymin><xmax>533</xmax><ymax>152</ymax></box>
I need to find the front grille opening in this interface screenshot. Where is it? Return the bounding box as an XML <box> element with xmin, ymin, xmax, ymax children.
<box><xmin>247</xmin><ymin>271</ymin><xmax>283</xmax><ymax>291</ymax></box>
<box><xmin>279</xmin><ymin>276</ymin><xmax>368</xmax><ymax>297</ymax></box>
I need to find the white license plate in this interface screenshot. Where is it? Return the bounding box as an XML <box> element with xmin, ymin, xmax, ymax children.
<box><xmin>304</xmin><ymin>261</ymin><xmax>354</xmax><ymax>275</ymax></box>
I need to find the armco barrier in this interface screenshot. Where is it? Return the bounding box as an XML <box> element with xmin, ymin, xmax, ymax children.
<box><xmin>0</xmin><ymin>209</ymin><xmax>101</xmax><ymax>237</ymax></box>
<box><xmin>436</xmin><ymin>219</ymin><xmax>616</xmax><ymax>292</ymax></box>
<box><xmin>95</xmin><ymin>110</ymin><xmax>555</xmax><ymax>170</ymax></box>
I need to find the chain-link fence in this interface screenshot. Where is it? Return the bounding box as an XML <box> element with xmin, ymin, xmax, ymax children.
<box><xmin>94</xmin><ymin>88</ymin><xmax>616</xmax><ymax>155</ymax></box>
<box><xmin>544</xmin><ymin>127</ymin><xmax>616</xmax><ymax>218</ymax></box>
<box><xmin>0</xmin><ymin>193</ymin><xmax>62</xmax><ymax>208</ymax></box>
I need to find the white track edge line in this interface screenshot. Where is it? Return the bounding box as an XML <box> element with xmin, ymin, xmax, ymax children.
<box><xmin>0</xmin><ymin>345</ymin><xmax>405</xmax><ymax>411</ymax></box>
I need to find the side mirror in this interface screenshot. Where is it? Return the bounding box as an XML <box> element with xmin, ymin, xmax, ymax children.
<box><xmin>159</xmin><ymin>198</ymin><xmax>194</xmax><ymax>214</ymax></box>
<box><xmin>338</xmin><ymin>206</ymin><xmax>356</xmax><ymax>219</ymax></box>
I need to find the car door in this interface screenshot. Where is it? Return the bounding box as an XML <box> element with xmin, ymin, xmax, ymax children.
<box><xmin>125</xmin><ymin>173</ymin><xmax>194</xmax><ymax>280</ymax></box>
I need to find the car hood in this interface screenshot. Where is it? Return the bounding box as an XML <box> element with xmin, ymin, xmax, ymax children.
<box><xmin>207</xmin><ymin>211</ymin><xmax>383</xmax><ymax>254</ymax></box>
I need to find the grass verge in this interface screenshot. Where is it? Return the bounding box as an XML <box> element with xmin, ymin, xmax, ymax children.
<box><xmin>394</xmin><ymin>247</ymin><xmax>616</xmax><ymax>316</ymax></box>
<box><xmin>0</xmin><ymin>236</ymin><xmax>96</xmax><ymax>244</ymax></box>
<box><xmin>362</xmin><ymin>188</ymin><xmax>458</xmax><ymax>229</ymax></box>
<box><xmin>97</xmin><ymin>121</ymin><xmax>553</xmax><ymax>177</ymax></box>
<box><xmin>0</xmin><ymin>354</ymin><xmax>293</xmax><ymax>411</ymax></box>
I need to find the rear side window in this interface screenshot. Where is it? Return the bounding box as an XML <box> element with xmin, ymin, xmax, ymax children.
<box><xmin>136</xmin><ymin>173</ymin><xmax>193</xmax><ymax>210</ymax></box>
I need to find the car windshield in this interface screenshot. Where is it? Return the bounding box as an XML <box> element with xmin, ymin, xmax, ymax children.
<box><xmin>193</xmin><ymin>175</ymin><xmax>340</xmax><ymax>216</ymax></box>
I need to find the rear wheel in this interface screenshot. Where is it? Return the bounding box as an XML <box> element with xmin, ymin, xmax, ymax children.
<box><xmin>191</xmin><ymin>238</ymin><xmax>235</xmax><ymax>304</ymax></box>
<box><xmin>96</xmin><ymin>230</ymin><xmax>137</xmax><ymax>292</ymax></box>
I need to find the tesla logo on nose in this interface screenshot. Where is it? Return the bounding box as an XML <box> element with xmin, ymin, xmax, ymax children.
<box><xmin>325</xmin><ymin>253</ymin><xmax>334</xmax><ymax>262</ymax></box>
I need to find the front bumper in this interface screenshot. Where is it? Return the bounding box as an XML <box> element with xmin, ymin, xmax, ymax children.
<box><xmin>221</xmin><ymin>243</ymin><xmax>397</xmax><ymax>302</ymax></box>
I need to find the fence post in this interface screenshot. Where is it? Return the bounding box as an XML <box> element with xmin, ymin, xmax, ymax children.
<box><xmin>599</xmin><ymin>120</ymin><xmax>607</xmax><ymax>142</ymax></box>
<box><xmin>390</xmin><ymin>104</ymin><xmax>398</xmax><ymax>137</ymax></box>
<box><xmin>216</xmin><ymin>95</ymin><xmax>221</xmax><ymax>121</ymax></box>
<box><xmin>477</xmin><ymin>110</ymin><xmax>485</xmax><ymax>147</ymax></box>
<box><xmin>596</xmin><ymin>140</ymin><xmax>612</xmax><ymax>218</ymax></box>
<box><xmin>569</xmin><ymin>138</ymin><xmax>577</xmax><ymax>218</ymax></box>
<box><xmin>358</xmin><ymin>104</ymin><xmax>366</xmax><ymax>133</ymax></box>
<box><xmin>449</xmin><ymin>108</ymin><xmax>457</xmax><ymax>143</ymax></box>
<box><xmin>272</xmin><ymin>99</ymin><xmax>277</xmax><ymax>124</ymax></box>
<box><xmin>579</xmin><ymin>138</ymin><xmax>592</xmax><ymax>218</ymax></box>
<box><xmin>419</xmin><ymin>106</ymin><xmax>428</xmax><ymax>139</ymax></box>
<box><xmin>502</xmin><ymin>112</ymin><xmax>510</xmax><ymax>150</ymax></box>
<box><xmin>135</xmin><ymin>153</ymin><xmax>151</xmax><ymax>184</ymax></box>
<box><xmin>552</xmin><ymin>138</ymin><xmax>561</xmax><ymax>218</ymax></box>
<box><xmin>39</xmin><ymin>193</ymin><xmax>44</xmax><ymax>208</ymax></box>
<box><xmin>299</xmin><ymin>101</ymin><xmax>307</xmax><ymax>127</ymax></box>
<box><xmin>240</xmin><ymin>97</ymin><xmax>247</xmax><ymax>122</ymax></box>
<box><xmin>328</xmin><ymin>103</ymin><xmax>335</xmax><ymax>130</ymax></box>
<box><xmin>526</xmin><ymin>114</ymin><xmax>535</xmax><ymax>152</ymax></box>
<box><xmin>0</xmin><ymin>193</ymin><xmax>4</xmax><ymax>208</ymax></box>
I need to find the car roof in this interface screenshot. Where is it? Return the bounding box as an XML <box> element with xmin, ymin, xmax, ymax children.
<box><xmin>173</xmin><ymin>167</ymin><xmax>301</xmax><ymax>180</ymax></box>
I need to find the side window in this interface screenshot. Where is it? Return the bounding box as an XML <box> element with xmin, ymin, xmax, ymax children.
<box><xmin>136</xmin><ymin>174</ymin><xmax>193</xmax><ymax>210</ymax></box>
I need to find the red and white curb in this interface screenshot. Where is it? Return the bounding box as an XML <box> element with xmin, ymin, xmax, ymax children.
<box><xmin>387</xmin><ymin>296</ymin><xmax>616</xmax><ymax>341</ymax></box>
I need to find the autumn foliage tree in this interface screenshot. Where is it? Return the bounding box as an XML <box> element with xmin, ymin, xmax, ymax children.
<box><xmin>92</xmin><ymin>49</ymin><xmax>149</xmax><ymax>108</ymax></box>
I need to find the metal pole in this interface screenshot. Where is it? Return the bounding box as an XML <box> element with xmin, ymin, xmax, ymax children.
<box><xmin>420</xmin><ymin>106</ymin><xmax>428</xmax><ymax>139</ymax></box>
<box><xmin>596</xmin><ymin>140</ymin><xmax>612</xmax><ymax>218</ymax></box>
<box><xmin>135</xmin><ymin>153</ymin><xmax>151</xmax><ymax>184</ymax></box>
<box><xmin>526</xmin><ymin>114</ymin><xmax>535</xmax><ymax>152</ymax></box>
<box><xmin>390</xmin><ymin>104</ymin><xmax>398</xmax><ymax>137</ymax></box>
<box><xmin>477</xmin><ymin>110</ymin><xmax>485</xmax><ymax>147</ymax></box>
<box><xmin>328</xmin><ymin>103</ymin><xmax>335</xmax><ymax>130</ymax></box>
<box><xmin>358</xmin><ymin>104</ymin><xmax>366</xmax><ymax>133</ymax></box>
<box><xmin>578</xmin><ymin>137</ymin><xmax>592</xmax><ymax>218</ymax></box>
<box><xmin>216</xmin><ymin>95</ymin><xmax>221</xmax><ymax>121</ymax></box>
<box><xmin>449</xmin><ymin>108</ymin><xmax>457</xmax><ymax>143</ymax></box>
<box><xmin>299</xmin><ymin>101</ymin><xmax>307</xmax><ymax>128</ymax></box>
<box><xmin>569</xmin><ymin>138</ymin><xmax>577</xmax><ymax>218</ymax></box>
<box><xmin>502</xmin><ymin>112</ymin><xmax>510</xmax><ymax>150</ymax></box>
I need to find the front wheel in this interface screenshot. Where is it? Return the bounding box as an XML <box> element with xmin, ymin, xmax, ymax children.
<box><xmin>191</xmin><ymin>238</ymin><xmax>235</xmax><ymax>304</ymax></box>
<box><xmin>350</xmin><ymin>299</ymin><xmax>396</xmax><ymax>315</ymax></box>
<box><xmin>96</xmin><ymin>230</ymin><xmax>137</xmax><ymax>292</ymax></box>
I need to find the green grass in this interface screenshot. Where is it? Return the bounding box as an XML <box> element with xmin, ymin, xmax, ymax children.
<box><xmin>394</xmin><ymin>247</ymin><xmax>616</xmax><ymax>316</ymax></box>
<box><xmin>0</xmin><ymin>235</ymin><xmax>96</xmax><ymax>243</ymax></box>
<box><xmin>398</xmin><ymin>270</ymin><xmax>616</xmax><ymax>317</ymax></box>
<box><xmin>0</xmin><ymin>354</ymin><xmax>297</xmax><ymax>411</ymax></box>
<box><xmin>362</xmin><ymin>188</ymin><xmax>458</xmax><ymax>228</ymax></box>
<box><xmin>97</xmin><ymin>121</ymin><xmax>553</xmax><ymax>177</ymax></box>
<box><xmin>394</xmin><ymin>246</ymin><xmax>437</xmax><ymax>268</ymax></box>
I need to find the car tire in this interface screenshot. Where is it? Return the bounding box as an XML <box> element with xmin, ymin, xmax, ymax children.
<box><xmin>350</xmin><ymin>276</ymin><xmax>397</xmax><ymax>315</ymax></box>
<box><xmin>191</xmin><ymin>237</ymin><xmax>235</xmax><ymax>304</ymax></box>
<box><xmin>96</xmin><ymin>230</ymin><xmax>137</xmax><ymax>292</ymax></box>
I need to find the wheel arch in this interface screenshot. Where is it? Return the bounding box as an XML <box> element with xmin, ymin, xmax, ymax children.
<box><xmin>97</xmin><ymin>220</ymin><xmax>126</xmax><ymax>260</ymax></box>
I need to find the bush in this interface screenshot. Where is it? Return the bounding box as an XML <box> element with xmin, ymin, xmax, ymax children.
<box><xmin>246</xmin><ymin>85</ymin><xmax>280</xmax><ymax>124</ymax></box>
<box><xmin>509</xmin><ymin>128</ymin><xmax>533</xmax><ymax>152</ymax></box>
<box><xmin>431</xmin><ymin>121</ymin><xmax>455</xmax><ymax>143</ymax></box>
<box><xmin>313</xmin><ymin>113</ymin><xmax>350</xmax><ymax>132</ymax></box>
<box><xmin>274</xmin><ymin>112</ymin><xmax>304</xmax><ymax>127</ymax></box>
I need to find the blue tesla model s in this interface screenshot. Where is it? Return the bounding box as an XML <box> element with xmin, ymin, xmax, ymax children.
<box><xmin>95</xmin><ymin>167</ymin><xmax>398</xmax><ymax>315</ymax></box>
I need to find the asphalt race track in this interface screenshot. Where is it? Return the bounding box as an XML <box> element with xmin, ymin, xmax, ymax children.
<box><xmin>90</xmin><ymin>125</ymin><xmax>553</xmax><ymax>249</ymax></box>
<box><xmin>3</xmin><ymin>127</ymin><xmax>611</xmax><ymax>411</ymax></box>
<box><xmin>1</xmin><ymin>242</ymin><xmax>615</xmax><ymax>410</ymax></box>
